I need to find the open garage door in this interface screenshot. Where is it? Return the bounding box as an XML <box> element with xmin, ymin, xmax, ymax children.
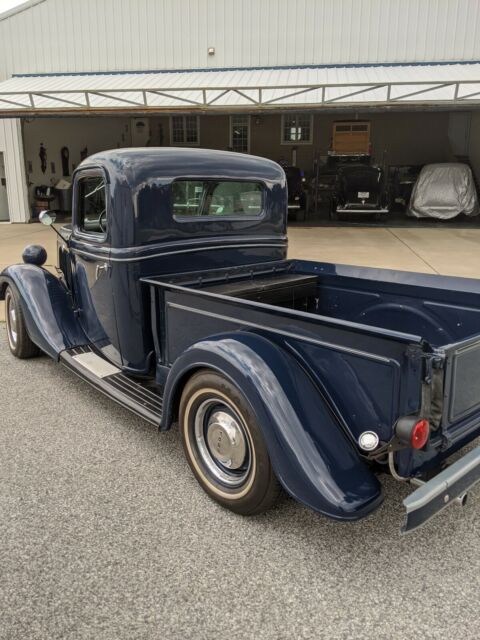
<box><xmin>1</xmin><ymin>63</ymin><xmax>480</xmax><ymax>116</ymax></box>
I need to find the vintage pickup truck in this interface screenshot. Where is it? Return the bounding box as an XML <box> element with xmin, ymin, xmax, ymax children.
<box><xmin>2</xmin><ymin>148</ymin><xmax>480</xmax><ymax>533</ymax></box>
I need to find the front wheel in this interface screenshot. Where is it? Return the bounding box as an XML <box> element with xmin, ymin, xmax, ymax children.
<box><xmin>4</xmin><ymin>285</ymin><xmax>40</xmax><ymax>359</ymax></box>
<box><xmin>179</xmin><ymin>370</ymin><xmax>281</xmax><ymax>515</ymax></box>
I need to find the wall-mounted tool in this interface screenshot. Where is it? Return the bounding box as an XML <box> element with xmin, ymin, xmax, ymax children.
<box><xmin>39</xmin><ymin>143</ymin><xmax>47</xmax><ymax>174</ymax></box>
<box><xmin>61</xmin><ymin>146</ymin><xmax>70</xmax><ymax>177</ymax></box>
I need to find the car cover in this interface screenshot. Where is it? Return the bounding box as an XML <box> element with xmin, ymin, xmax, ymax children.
<box><xmin>408</xmin><ymin>163</ymin><xmax>479</xmax><ymax>219</ymax></box>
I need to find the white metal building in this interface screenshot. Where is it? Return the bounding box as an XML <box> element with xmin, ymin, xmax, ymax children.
<box><xmin>1</xmin><ymin>0</ymin><xmax>480</xmax><ymax>222</ymax></box>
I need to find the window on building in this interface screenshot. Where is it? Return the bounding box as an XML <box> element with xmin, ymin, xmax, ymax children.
<box><xmin>230</xmin><ymin>115</ymin><xmax>250</xmax><ymax>153</ymax></box>
<box><xmin>170</xmin><ymin>115</ymin><xmax>199</xmax><ymax>146</ymax></box>
<box><xmin>77</xmin><ymin>175</ymin><xmax>106</xmax><ymax>235</ymax></box>
<box><xmin>172</xmin><ymin>180</ymin><xmax>263</xmax><ymax>218</ymax></box>
<box><xmin>332</xmin><ymin>121</ymin><xmax>370</xmax><ymax>154</ymax></box>
<box><xmin>281</xmin><ymin>114</ymin><xmax>313</xmax><ymax>144</ymax></box>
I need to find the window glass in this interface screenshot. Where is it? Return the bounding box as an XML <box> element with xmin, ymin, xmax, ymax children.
<box><xmin>77</xmin><ymin>176</ymin><xmax>106</xmax><ymax>234</ymax></box>
<box><xmin>335</xmin><ymin>124</ymin><xmax>352</xmax><ymax>132</ymax></box>
<box><xmin>171</xmin><ymin>115</ymin><xmax>199</xmax><ymax>145</ymax></box>
<box><xmin>231</xmin><ymin>115</ymin><xmax>250</xmax><ymax>153</ymax></box>
<box><xmin>282</xmin><ymin>114</ymin><xmax>312</xmax><ymax>143</ymax></box>
<box><xmin>172</xmin><ymin>180</ymin><xmax>263</xmax><ymax>217</ymax></box>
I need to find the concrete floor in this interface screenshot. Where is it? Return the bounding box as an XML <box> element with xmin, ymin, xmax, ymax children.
<box><xmin>2</xmin><ymin>221</ymin><xmax>480</xmax><ymax>319</ymax></box>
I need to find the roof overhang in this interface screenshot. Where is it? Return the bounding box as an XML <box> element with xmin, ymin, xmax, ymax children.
<box><xmin>1</xmin><ymin>62</ymin><xmax>480</xmax><ymax>117</ymax></box>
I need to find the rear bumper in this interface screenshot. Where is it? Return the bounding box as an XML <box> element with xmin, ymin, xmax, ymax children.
<box><xmin>336</xmin><ymin>207</ymin><xmax>389</xmax><ymax>214</ymax></box>
<box><xmin>402</xmin><ymin>445</ymin><xmax>480</xmax><ymax>533</ymax></box>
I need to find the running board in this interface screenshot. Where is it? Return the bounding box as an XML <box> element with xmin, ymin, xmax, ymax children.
<box><xmin>61</xmin><ymin>346</ymin><xmax>163</xmax><ymax>425</ymax></box>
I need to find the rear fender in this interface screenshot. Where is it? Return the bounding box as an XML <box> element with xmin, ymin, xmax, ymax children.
<box><xmin>0</xmin><ymin>264</ymin><xmax>87</xmax><ymax>359</ymax></box>
<box><xmin>162</xmin><ymin>332</ymin><xmax>383</xmax><ymax>521</ymax></box>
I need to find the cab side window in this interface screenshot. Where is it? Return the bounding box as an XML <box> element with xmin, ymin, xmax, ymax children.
<box><xmin>172</xmin><ymin>180</ymin><xmax>264</xmax><ymax>218</ymax></box>
<box><xmin>77</xmin><ymin>175</ymin><xmax>107</xmax><ymax>235</ymax></box>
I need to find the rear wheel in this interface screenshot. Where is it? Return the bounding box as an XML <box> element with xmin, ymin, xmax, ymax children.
<box><xmin>180</xmin><ymin>369</ymin><xmax>281</xmax><ymax>515</ymax></box>
<box><xmin>4</xmin><ymin>285</ymin><xmax>40</xmax><ymax>359</ymax></box>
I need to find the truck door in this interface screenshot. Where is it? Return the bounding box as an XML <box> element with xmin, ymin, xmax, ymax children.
<box><xmin>70</xmin><ymin>168</ymin><xmax>122</xmax><ymax>367</ymax></box>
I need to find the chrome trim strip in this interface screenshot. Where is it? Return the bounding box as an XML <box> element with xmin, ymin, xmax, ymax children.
<box><xmin>167</xmin><ymin>301</ymin><xmax>394</xmax><ymax>364</ymax></box>
<box><xmin>336</xmin><ymin>208</ymin><xmax>389</xmax><ymax>213</ymax></box>
<box><xmin>71</xmin><ymin>242</ymin><xmax>287</xmax><ymax>262</ymax></box>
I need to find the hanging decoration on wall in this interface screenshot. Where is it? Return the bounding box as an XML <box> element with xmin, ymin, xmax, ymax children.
<box><xmin>39</xmin><ymin>143</ymin><xmax>47</xmax><ymax>174</ymax></box>
<box><xmin>80</xmin><ymin>147</ymin><xmax>88</xmax><ymax>162</ymax></box>
<box><xmin>61</xmin><ymin>146</ymin><xmax>70</xmax><ymax>177</ymax></box>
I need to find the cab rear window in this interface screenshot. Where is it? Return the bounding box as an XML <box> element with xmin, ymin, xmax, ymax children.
<box><xmin>172</xmin><ymin>180</ymin><xmax>264</xmax><ymax>218</ymax></box>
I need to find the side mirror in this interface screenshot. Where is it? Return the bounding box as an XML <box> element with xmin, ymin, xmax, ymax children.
<box><xmin>39</xmin><ymin>210</ymin><xmax>57</xmax><ymax>226</ymax></box>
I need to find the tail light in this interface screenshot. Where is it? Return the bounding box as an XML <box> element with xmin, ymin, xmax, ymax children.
<box><xmin>410</xmin><ymin>419</ymin><xmax>430</xmax><ymax>449</ymax></box>
<box><xmin>396</xmin><ymin>416</ymin><xmax>430</xmax><ymax>450</ymax></box>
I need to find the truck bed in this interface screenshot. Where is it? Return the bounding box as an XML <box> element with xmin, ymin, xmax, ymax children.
<box><xmin>141</xmin><ymin>258</ymin><xmax>480</xmax><ymax>475</ymax></box>
<box><xmin>155</xmin><ymin>259</ymin><xmax>480</xmax><ymax>348</ymax></box>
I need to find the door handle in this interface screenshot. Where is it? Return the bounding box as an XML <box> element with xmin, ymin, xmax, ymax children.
<box><xmin>95</xmin><ymin>262</ymin><xmax>110</xmax><ymax>280</ymax></box>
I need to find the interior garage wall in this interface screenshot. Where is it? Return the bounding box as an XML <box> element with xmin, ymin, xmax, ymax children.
<box><xmin>22</xmin><ymin>116</ymin><xmax>132</xmax><ymax>198</ymax></box>
<box><xmin>0</xmin><ymin>119</ymin><xmax>29</xmax><ymax>222</ymax></box>
<box><xmin>248</xmin><ymin>111</ymin><xmax>453</xmax><ymax>171</ymax></box>
<box><xmin>157</xmin><ymin>111</ymin><xmax>452</xmax><ymax>171</ymax></box>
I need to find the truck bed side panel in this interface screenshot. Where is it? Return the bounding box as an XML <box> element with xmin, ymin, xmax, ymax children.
<box><xmin>161</xmin><ymin>289</ymin><xmax>423</xmax><ymax>443</ymax></box>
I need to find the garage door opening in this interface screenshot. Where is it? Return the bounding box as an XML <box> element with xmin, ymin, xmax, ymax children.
<box><xmin>19</xmin><ymin>108</ymin><xmax>480</xmax><ymax>230</ymax></box>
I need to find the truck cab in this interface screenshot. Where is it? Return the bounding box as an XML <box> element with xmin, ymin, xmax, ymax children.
<box><xmin>64</xmin><ymin>148</ymin><xmax>286</xmax><ymax>373</ymax></box>
<box><xmin>2</xmin><ymin>147</ymin><xmax>480</xmax><ymax>533</ymax></box>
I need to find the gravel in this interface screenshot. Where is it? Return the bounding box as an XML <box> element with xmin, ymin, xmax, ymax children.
<box><xmin>1</xmin><ymin>327</ymin><xmax>479</xmax><ymax>640</ymax></box>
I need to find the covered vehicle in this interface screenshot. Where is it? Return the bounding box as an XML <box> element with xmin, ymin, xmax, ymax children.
<box><xmin>331</xmin><ymin>163</ymin><xmax>389</xmax><ymax>220</ymax></box>
<box><xmin>408</xmin><ymin>163</ymin><xmax>479</xmax><ymax>219</ymax></box>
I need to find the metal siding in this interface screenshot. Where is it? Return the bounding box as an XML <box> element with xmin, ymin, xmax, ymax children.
<box><xmin>1</xmin><ymin>0</ymin><xmax>480</xmax><ymax>81</ymax></box>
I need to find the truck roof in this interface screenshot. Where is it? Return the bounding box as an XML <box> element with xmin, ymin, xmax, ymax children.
<box><xmin>78</xmin><ymin>147</ymin><xmax>285</xmax><ymax>187</ymax></box>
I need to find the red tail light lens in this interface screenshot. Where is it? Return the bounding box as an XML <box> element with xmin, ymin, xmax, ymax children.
<box><xmin>410</xmin><ymin>419</ymin><xmax>430</xmax><ymax>449</ymax></box>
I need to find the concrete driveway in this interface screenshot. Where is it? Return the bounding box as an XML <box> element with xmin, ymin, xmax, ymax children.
<box><xmin>1</xmin><ymin>222</ymin><xmax>480</xmax><ymax>639</ymax></box>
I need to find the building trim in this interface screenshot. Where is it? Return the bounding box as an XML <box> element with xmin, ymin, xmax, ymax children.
<box><xmin>12</xmin><ymin>60</ymin><xmax>480</xmax><ymax>79</ymax></box>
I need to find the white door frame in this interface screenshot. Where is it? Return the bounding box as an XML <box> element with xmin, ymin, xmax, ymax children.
<box><xmin>0</xmin><ymin>118</ymin><xmax>29</xmax><ymax>223</ymax></box>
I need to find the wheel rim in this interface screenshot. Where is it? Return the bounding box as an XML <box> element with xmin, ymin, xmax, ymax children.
<box><xmin>5</xmin><ymin>291</ymin><xmax>18</xmax><ymax>349</ymax></box>
<box><xmin>193</xmin><ymin>397</ymin><xmax>252</xmax><ymax>487</ymax></box>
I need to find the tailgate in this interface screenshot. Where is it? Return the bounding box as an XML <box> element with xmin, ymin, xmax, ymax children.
<box><xmin>443</xmin><ymin>335</ymin><xmax>480</xmax><ymax>426</ymax></box>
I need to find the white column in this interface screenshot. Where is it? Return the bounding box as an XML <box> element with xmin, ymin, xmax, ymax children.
<box><xmin>0</xmin><ymin>118</ymin><xmax>29</xmax><ymax>223</ymax></box>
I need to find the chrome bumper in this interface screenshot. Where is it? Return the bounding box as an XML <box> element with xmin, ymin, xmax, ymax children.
<box><xmin>402</xmin><ymin>445</ymin><xmax>480</xmax><ymax>533</ymax></box>
<box><xmin>336</xmin><ymin>207</ymin><xmax>389</xmax><ymax>214</ymax></box>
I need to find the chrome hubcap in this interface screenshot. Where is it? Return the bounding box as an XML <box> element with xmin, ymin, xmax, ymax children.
<box><xmin>6</xmin><ymin>293</ymin><xmax>18</xmax><ymax>348</ymax></box>
<box><xmin>194</xmin><ymin>398</ymin><xmax>251</xmax><ymax>486</ymax></box>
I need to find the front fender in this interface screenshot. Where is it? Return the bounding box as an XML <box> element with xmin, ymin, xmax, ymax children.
<box><xmin>0</xmin><ymin>264</ymin><xmax>87</xmax><ymax>360</ymax></box>
<box><xmin>162</xmin><ymin>332</ymin><xmax>383</xmax><ymax>521</ymax></box>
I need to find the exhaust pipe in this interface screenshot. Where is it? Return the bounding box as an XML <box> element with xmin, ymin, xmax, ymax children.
<box><xmin>454</xmin><ymin>493</ymin><xmax>468</xmax><ymax>507</ymax></box>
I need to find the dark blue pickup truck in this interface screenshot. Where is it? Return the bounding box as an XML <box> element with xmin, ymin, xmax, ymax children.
<box><xmin>2</xmin><ymin>148</ymin><xmax>480</xmax><ymax>533</ymax></box>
